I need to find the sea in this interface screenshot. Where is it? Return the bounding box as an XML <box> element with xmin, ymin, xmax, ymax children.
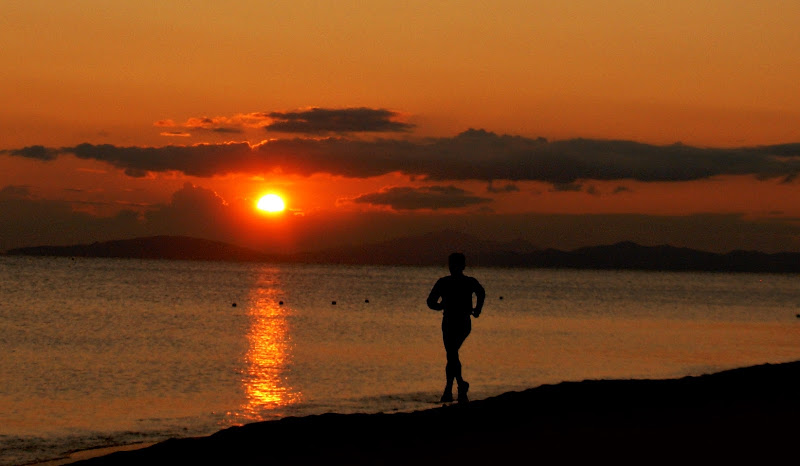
<box><xmin>1</xmin><ymin>256</ymin><xmax>799</xmax><ymax>465</ymax></box>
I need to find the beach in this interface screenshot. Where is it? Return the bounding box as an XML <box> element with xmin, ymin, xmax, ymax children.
<box><xmin>7</xmin><ymin>260</ymin><xmax>800</xmax><ymax>465</ymax></box>
<box><xmin>61</xmin><ymin>360</ymin><xmax>800</xmax><ymax>465</ymax></box>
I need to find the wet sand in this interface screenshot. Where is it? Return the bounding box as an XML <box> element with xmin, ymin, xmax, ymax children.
<box><xmin>67</xmin><ymin>361</ymin><xmax>800</xmax><ymax>465</ymax></box>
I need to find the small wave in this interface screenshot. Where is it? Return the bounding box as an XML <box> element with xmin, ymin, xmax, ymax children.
<box><xmin>0</xmin><ymin>426</ymin><xmax>213</xmax><ymax>466</ymax></box>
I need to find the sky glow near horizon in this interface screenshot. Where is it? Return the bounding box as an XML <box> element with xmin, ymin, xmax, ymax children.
<box><xmin>2</xmin><ymin>1</ymin><xmax>800</xmax><ymax>254</ymax></box>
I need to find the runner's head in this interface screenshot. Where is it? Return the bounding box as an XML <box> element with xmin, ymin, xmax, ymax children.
<box><xmin>448</xmin><ymin>252</ymin><xmax>466</xmax><ymax>275</ymax></box>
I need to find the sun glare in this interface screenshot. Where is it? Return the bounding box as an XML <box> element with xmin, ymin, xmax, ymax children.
<box><xmin>257</xmin><ymin>194</ymin><xmax>286</xmax><ymax>213</ymax></box>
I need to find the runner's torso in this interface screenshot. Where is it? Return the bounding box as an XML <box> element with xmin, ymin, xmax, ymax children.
<box><xmin>435</xmin><ymin>275</ymin><xmax>478</xmax><ymax>319</ymax></box>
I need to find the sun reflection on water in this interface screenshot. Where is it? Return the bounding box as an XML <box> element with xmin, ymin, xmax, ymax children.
<box><xmin>238</xmin><ymin>270</ymin><xmax>301</xmax><ymax>421</ymax></box>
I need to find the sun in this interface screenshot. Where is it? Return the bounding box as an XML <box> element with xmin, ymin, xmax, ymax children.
<box><xmin>256</xmin><ymin>193</ymin><xmax>286</xmax><ymax>213</ymax></box>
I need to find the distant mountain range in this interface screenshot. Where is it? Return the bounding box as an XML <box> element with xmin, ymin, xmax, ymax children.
<box><xmin>4</xmin><ymin>233</ymin><xmax>800</xmax><ymax>273</ymax></box>
<box><xmin>3</xmin><ymin>236</ymin><xmax>275</xmax><ymax>263</ymax></box>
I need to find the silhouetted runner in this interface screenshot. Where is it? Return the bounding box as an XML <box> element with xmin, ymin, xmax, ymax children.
<box><xmin>427</xmin><ymin>252</ymin><xmax>485</xmax><ymax>403</ymax></box>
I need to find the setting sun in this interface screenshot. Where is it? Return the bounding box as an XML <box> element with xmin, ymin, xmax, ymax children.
<box><xmin>256</xmin><ymin>194</ymin><xmax>286</xmax><ymax>213</ymax></box>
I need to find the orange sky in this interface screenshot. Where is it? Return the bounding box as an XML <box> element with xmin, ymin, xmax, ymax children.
<box><xmin>2</xmin><ymin>1</ymin><xmax>800</xmax><ymax>253</ymax></box>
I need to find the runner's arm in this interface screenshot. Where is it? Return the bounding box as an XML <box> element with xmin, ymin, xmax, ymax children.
<box><xmin>427</xmin><ymin>280</ymin><xmax>444</xmax><ymax>311</ymax></box>
<box><xmin>472</xmin><ymin>279</ymin><xmax>485</xmax><ymax>317</ymax></box>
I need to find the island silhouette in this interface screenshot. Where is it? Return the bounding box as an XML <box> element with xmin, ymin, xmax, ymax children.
<box><xmin>4</xmin><ymin>232</ymin><xmax>800</xmax><ymax>273</ymax></box>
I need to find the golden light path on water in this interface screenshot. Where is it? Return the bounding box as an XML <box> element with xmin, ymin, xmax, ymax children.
<box><xmin>239</xmin><ymin>267</ymin><xmax>301</xmax><ymax>421</ymax></box>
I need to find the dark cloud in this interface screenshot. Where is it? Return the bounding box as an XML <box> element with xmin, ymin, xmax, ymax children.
<box><xmin>756</xmin><ymin>143</ymin><xmax>800</xmax><ymax>157</ymax></box>
<box><xmin>550</xmin><ymin>182</ymin><xmax>583</xmax><ymax>192</ymax></box>
<box><xmin>0</xmin><ymin>185</ymin><xmax>34</xmax><ymax>200</ymax></box>
<box><xmin>154</xmin><ymin>108</ymin><xmax>413</xmax><ymax>136</ymax></box>
<box><xmin>0</xmin><ymin>191</ymin><xmax>145</xmax><ymax>252</ymax></box>
<box><xmin>6</xmin><ymin>129</ymin><xmax>800</xmax><ymax>183</ymax></box>
<box><xmin>487</xmin><ymin>182</ymin><xmax>519</xmax><ymax>193</ymax></box>
<box><xmin>0</xmin><ymin>183</ymin><xmax>246</xmax><ymax>252</ymax></box>
<box><xmin>143</xmin><ymin>183</ymin><xmax>234</xmax><ymax>236</ymax></box>
<box><xmin>264</xmin><ymin>107</ymin><xmax>414</xmax><ymax>134</ymax></box>
<box><xmin>352</xmin><ymin>186</ymin><xmax>492</xmax><ymax>210</ymax></box>
<box><xmin>613</xmin><ymin>186</ymin><xmax>632</xmax><ymax>194</ymax></box>
<box><xmin>66</xmin><ymin>142</ymin><xmax>256</xmax><ymax>177</ymax></box>
<box><xmin>210</xmin><ymin>127</ymin><xmax>243</xmax><ymax>134</ymax></box>
<box><xmin>411</xmin><ymin>130</ymin><xmax>800</xmax><ymax>183</ymax></box>
<box><xmin>6</xmin><ymin>145</ymin><xmax>59</xmax><ymax>160</ymax></box>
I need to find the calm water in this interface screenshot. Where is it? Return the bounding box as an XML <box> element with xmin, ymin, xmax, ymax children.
<box><xmin>1</xmin><ymin>256</ymin><xmax>799</xmax><ymax>465</ymax></box>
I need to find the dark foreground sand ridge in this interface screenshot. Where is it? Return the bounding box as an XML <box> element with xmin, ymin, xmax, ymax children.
<box><xmin>71</xmin><ymin>361</ymin><xmax>800</xmax><ymax>465</ymax></box>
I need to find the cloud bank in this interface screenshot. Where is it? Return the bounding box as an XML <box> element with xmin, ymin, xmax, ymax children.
<box><xmin>352</xmin><ymin>186</ymin><xmax>492</xmax><ymax>210</ymax></box>
<box><xmin>264</xmin><ymin>107</ymin><xmax>414</xmax><ymax>134</ymax></box>
<box><xmin>6</xmin><ymin>129</ymin><xmax>800</xmax><ymax>183</ymax></box>
<box><xmin>4</xmin><ymin>181</ymin><xmax>800</xmax><ymax>254</ymax></box>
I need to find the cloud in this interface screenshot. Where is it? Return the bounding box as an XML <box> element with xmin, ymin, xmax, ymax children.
<box><xmin>7</xmin><ymin>129</ymin><xmax>800</xmax><ymax>183</ymax></box>
<box><xmin>143</xmin><ymin>183</ymin><xmax>233</xmax><ymax>234</ymax></box>
<box><xmin>4</xmin><ymin>183</ymin><xmax>800</xmax><ymax>254</ymax></box>
<box><xmin>352</xmin><ymin>186</ymin><xmax>492</xmax><ymax>210</ymax></box>
<box><xmin>65</xmin><ymin>142</ymin><xmax>256</xmax><ymax>177</ymax></box>
<box><xmin>487</xmin><ymin>182</ymin><xmax>519</xmax><ymax>193</ymax></box>
<box><xmin>182</xmin><ymin>117</ymin><xmax>244</xmax><ymax>134</ymax></box>
<box><xmin>757</xmin><ymin>143</ymin><xmax>800</xmax><ymax>157</ymax></box>
<box><xmin>5</xmin><ymin>145</ymin><xmax>59</xmax><ymax>161</ymax></box>
<box><xmin>0</xmin><ymin>185</ymin><xmax>34</xmax><ymax>200</ymax></box>
<box><xmin>548</xmin><ymin>183</ymin><xmax>622</xmax><ymax>195</ymax></box>
<box><xmin>264</xmin><ymin>107</ymin><xmax>413</xmax><ymax>134</ymax></box>
<box><xmin>0</xmin><ymin>183</ymin><xmax>245</xmax><ymax>252</ymax></box>
<box><xmin>210</xmin><ymin>127</ymin><xmax>244</xmax><ymax>134</ymax></box>
<box><xmin>154</xmin><ymin>108</ymin><xmax>412</xmax><ymax>137</ymax></box>
<box><xmin>155</xmin><ymin>115</ymin><xmax>257</xmax><ymax>137</ymax></box>
<box><xmin>550</xmin><ymin>182</ymin><xmax>583</xmax><ymax>192</ymax></box>
<box><xmin>160</xmin><ymin>131</ymin><xmax>192</xmax><ymax>137</ymax></box>
<box><xmin>0</xmin><ymin>190</ymin><xmax>145</xmax><ymax>251</ymax></box>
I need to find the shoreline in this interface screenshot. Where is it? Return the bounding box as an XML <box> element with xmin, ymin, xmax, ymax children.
<box><xmin>63</xmin><ymin>360</ymin><xmax>800</xmax><ymax>465</ymax></box>
<box><xmin>33</xmin><ymin>444</ymin><xmax>156</xmax><ymax>466</ymax></box>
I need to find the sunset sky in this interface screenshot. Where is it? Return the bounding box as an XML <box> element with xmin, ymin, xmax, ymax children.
<box><xmin>2</xmin><ymin>1</ymin><xmax>800</xmax><ymax>254</ymax></box>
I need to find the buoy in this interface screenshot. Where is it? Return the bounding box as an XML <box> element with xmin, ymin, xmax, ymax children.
<box><xmin>279</xmin><ymin>301</ymin><xmax>284</xmax><ymax>305</ymax></box>
<box><xmin>499</xmin><ymin>296</ymin><xmax>504</xmax><ymax>300</ymax></box>
<box><xmin>232</xmin><ymin>303</ymin><xmax>237</xmax><ymax>307</ymax></box>
<box><xmin>332</xmin><ymin>301</ymin><xmax>337</xmax><ymax>305</ymax></box>
<box><xmin>365</xmin><ymin>299</ymin><xmax>369</xmax><ymax>303</ymax></box>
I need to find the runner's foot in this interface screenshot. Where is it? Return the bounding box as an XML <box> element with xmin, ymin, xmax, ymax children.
<box><xmin>440</xmin><ymin>389</ymin><xmax>454</xmax><ymax>403</ymax></box>
<box><xmin>457</xmin><ymin>381</ymin><xmax>469</xmax><ymax>403</ymax></box>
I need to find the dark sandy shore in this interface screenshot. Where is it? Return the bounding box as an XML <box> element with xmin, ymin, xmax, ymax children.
<box><xmin>70</xmin><ymin>361</ymin><xmax>800</xmax><ymax>465</ymax></box>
